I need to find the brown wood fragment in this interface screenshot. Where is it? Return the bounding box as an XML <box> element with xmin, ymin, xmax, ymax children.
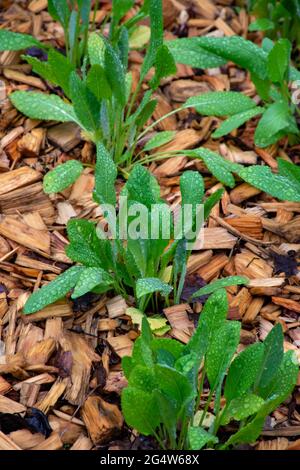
<box><xmin>22</xmin><ymin>301</ymin><xmax>73</xmax><ymax>323</ymax></box>
<box><xmin>197</xmin><ymin>254</ymin><xmax>229</xmax><ymax>281</ymax></box>
<box><xmin>4</xmin><ymin>68</ymin><xmax>46</xmax><ymax>90</ymax></box>
<box><xmin>243</xmin><ymin>297</ymin><xmax>264</xmax><ymax>323</ymax></box>
<box><xmin>49</xmin><ymin>415</ymin><xmax>83</xmax><ymax>444</ymax></box>
<box><xmin>235</xmin><ymin>251</ymin><xmax>273</xmax><ymax>278</ymax></box>
<box><xmin>164</xmin><ymin>304</ymin><xmax>194</xmax><ymax>334</ymax></box>
<box><xmin>107</xmin><ymin>335</ymin><xmax>133</xmax><ymax>358</ymax></box>
<box><xmin>0</xmin><ymin>216</ymin><xmax>50</xmax><ymax>254</ymax></box>
<box><xmin>0</xmin><ymin>167</ymin><xmax>42</xmax><ymax>195</ymax></box>
<box><xmin>194</xmin><ymin>227</ymin><xmax>237</xmax><ymax>250</ymax></box>
<box><xmin>230</xmin><ymin>183</ymin><xmax>261</xmax><ymax>204</ymax></box>
<box><xmin>32</xmin><ymin>432</ymin><xmax>63</xmax><ymax>450</ymax></box>
<box><xmin>0</xmin><ymin>431</ymin><xmax>21</xmax><ymax>450</ymax></box>
<box><xmin>47</xmin><ymin>122</ymin><xmax>81</xmax><ymax>151</ymax></box>
<box><xmin>17</xmin><ymin>128</ymin><xmax>45</xmax><ymax>157</ymax></box>
<box><xmin>0</xmin><ymin>395</ymin><xmax>26</xmax><ymax>414</ymax></box>
<box><xmin>0</xmin><ymin>375</ymin><xmax>11</xmax><ymax>394</ymax></box>
<box><xmin>24</xmin><ymin>338</ymin><xmax>56</xmax><ymax>366</ymax></box>
<box><xmin>106</xmin><ymin>296</ymin><xmax>128</xmax><ymax>319</ymax></box>
<box><xmin>82</xmin><ymin>396</ymin><xmax>123</xmax><ymax>445</ymax></box>
<box><xmin>70</xmin><ymin>434</ymin><xmax>93</xmax><ymax>450</ymax></box>
<box><xmin>271</xmin><ymin>297</ymin><xmax>300</xmax><ymax>314</ymax></box>
<box><xmin>36</xmin><ymin>378</ymin><xmax>68</xmax><ymax>413</ymax></box>
<box><xmin>9</xmin><ymin>430</ymin><xmax>45</xmax><ymax>450</ymax></box>
<box><xmin>187</xmin><ymin>250</ymin><xmax>213</xmax><ymax>274</ymax></box>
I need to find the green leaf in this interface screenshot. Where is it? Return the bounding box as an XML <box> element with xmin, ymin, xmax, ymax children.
<box><xmin>48</xmin><ymin>49</ymin><xmax>75</xmax><ymax>98</ymax></box>
<box><xmin>86</xmin><ymin>65</ymin><xmax>111</xmax><ymax>101</ymax></box>
<box><xmin>88</xmin><ymin>33</ymin><xmax>105</xmax><ymax>66</ymax></box>
<box><xmin>180</xmin><ymin>171</ymin><xmax>204</xmax><ymax>208</ymax></box>
<box><xmin>185</xmin><ymin>91</ymin><xmax>257</xmax><ymax>117</ymax></box>
<box><xmin>23</xmin><ymin>266</ymin><xmax>85</xmax><ymax>314</ymax></box>
<box><xmin>167</xmin><ymin>38</ymin><xmax>227</xmax><ymax>68</ymax></box>
<box><xmin>154</xmin><ymin>364</ymin><xmax>194</xmax><ymax>415</ymax></box>
<box><xmin>121</xmin><ymin>387</ymin><xmax>160</xmax><ymax>435</ymax></box>
<box><xmin>188</xmin><ymin>427</ymin><xmax>218</xmax><ymax>450</ymax></box>
<box><xmin>126</xmin><ymin>308</ymin><xmax>170</xmax><ymax>335</ymax></box>
<box><xmin>66</xmin><ymin>219</ymin><xmax>111</xmax><ymax>269</ymax></box>
<box><xmin>206</xmin><ymin>320</ymin><xmax>241</xmax><ymax>390</ymax></box>
<box><xmin>221</xmin><ymin>394</ymin><xmax>265</xmax><ymax>425</ymax></box>
<box><xmin>23</xmin><ymin>56</ymin><xmax>56</xmax><ymax>86</ymax></box>
<box><xmin>128</xmin><ymin>365</ymin><xmax>157</xmax><ymax>392</ymax></box>
<box><xmin>112</xmin><ymin>0</ymin><xmax>134</xmax><ymax>24</ymax></box>
<box><xmin>125</xmin><ymin>164</ymin><xmax>161</xmax><ymax>207</ymax></box>
<box><xmin>129</xmin><ymin>25</ymin><xmax>151</xmax><ymax>49</ymax></box>
<box><xmin>71</xmin><ymin>267</ymin><xmax>113</xmax><ymax>299</ymax></box>
<box><xmin>10</xmin><ymin>91</ymin><xmax>78</xmax><ymax>123</ymax></box>
<box><xmin>203</xmin><ymin>189</ymin><xmax>224</xmax><ymax>220</ymax></box>
<box><xmin>151</xmin><ymin>338</ymin><xmax>184</xmax><ymax>362</ymax></box>
<box><xmin>185</xmin><ymin>289</ymin><xmax>228</xmax><ymax>359</ymax></box>
<box><xmin>104</xmin><ymin>42</ymin><xmax>126</xmax><ymax>107</ymax></box>
<box><xmin>140</xmin><ymin>0</ymin><xmax>163</xmax><ymax>79</ymax></box>
<box><xmin>238</xmin><ymin>165</ymin><xmax>300</xmax><ymax>202</ymax></box>
<box><xmin>254</xmin><ymin>101</ymin><xmax>296</xmax><ymax>148</ymax></box>
<box><xmin>197</xmin><ymin>36</ymin><xmax>268</xmax><ymax>80</ymax></box>
<box><xmin>93</xmin><ymin>143</ymin><xmax>117</xmax><ymax>206</ymax></box>
<box><xmin>192</xmin><ymin>276</ymin><xmax>248</xmax><ymax>298</ymax></box>
<box><xmin>0</xmin><ymin>30</ymin><xmax>45</xmax><ymax>51</ymax></box>
<box><xmin>248</xmin><ymin>18</ymin><xmax>275</xmax><ymax>32</ymax></box>
<box><xmin>254</xmin><ymin>323</ymin><xmax>284</xmax><ymax>397</ymax></box>
<box><xmin>43</xmin><ymin>160</ymin><xmax>83</xmax><ymax>194</ymax></box>
<box><xmin>267</xmin><ymin>39</ymin><xmax>291</xmax><ymax>83</ymax></box>
<box><xmin>143</xmin><ymin>131</ymin><xmax>176</xmax><ymax>151</ymax></box>
<box><xmin>278</xmin><ymin>159</ymin><xmax>300</xmax><ymax>191</ymax></box>
<box><xmin>188</xmin><ymin>148</ymin><xmax>241</xmax><ymax>188</ymax></box>
<box><xmin>150</xmin><ymin>44</ymin><xmax>177</xmax><ymax>89</ymax></box>
<box><xmin>224</xmin><ymin>343</ymin><xmax>265</xmax><ymax>402</ymax></box>
<box><xmin>212</xmin><ymin>107</ymin><xmax>264</xmax><ymax>138</ymax></box>
<box><xmin>69</xmin><ymin>71</ymin><xmax>99</xmax><ymax>133</ymax></box>
<box><xmin>136</xmin><ymin>278</ymin><xmax>173</xmax><ymax>299</ymax></box>
<box><xmin>48</xmin><ymin>0</ymin><xmax>70</xmax><ymax>29</ymax></box>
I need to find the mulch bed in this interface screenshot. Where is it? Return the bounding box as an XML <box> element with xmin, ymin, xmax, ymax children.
<box><xmin>0</xmin><ymin>0</ymin><xmax>299</xmax><ymax>451</ymax></box>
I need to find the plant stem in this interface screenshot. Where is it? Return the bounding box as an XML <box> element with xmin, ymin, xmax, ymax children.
<box><xmin>199</xmin><ymin>388</ymin><xmax>214</xmax><ymax>427</ymax></box>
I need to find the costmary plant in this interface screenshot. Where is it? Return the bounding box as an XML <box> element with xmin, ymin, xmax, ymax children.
<box><xmin>1</xmin><ymin>0</ymin><xmax>178</xmax><ymax>171</ymax></box>
<box><xmin>25</xmin><ymin>145</ymin><xmax>246</xmax><ymax>317</ymax></box>
<box><xmin>248</xmin><ymin>0</ymin><xmax>300</xmax><ymax>47</ymax></box>
<box><xmin>122</xmin><ymin>292</ymin><xmax>299</xmax><ymax>450</ymax></box>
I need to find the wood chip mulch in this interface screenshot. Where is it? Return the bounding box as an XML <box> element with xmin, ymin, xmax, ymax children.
<box><xmin>0</xmin><ymin>0</ymin><xmax>300</xmax><ymax>451</ymax></box>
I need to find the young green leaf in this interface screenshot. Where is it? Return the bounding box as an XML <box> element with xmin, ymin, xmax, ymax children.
<box><xmin>48</xmin><ymin>0</ymin><xmax>70</xmax><ymax>29</ymax></box>
<box><xmin>10</xmin><ymin>91</ymin><xmax>78</xmax><ymax>124</ymax></box>
<box><xmin>86</xmin><ymin>65</ymin><xmax>111</xmax><ymax>101</ymax></box>
<box><xmin>197</xmin><ymin>36</ymin><xmax>268</xmax><ymax>80</ymax></box>
<box><xmin>23</xmin><ymin>266</ymin><xmax>85</xmax><ymax>314</ymax></box>
<box><xmin>212</xmin><ymin>107</ymin><xmax>264</xmax><ymax>139</ymax></box>
<box><xmin>143</xmin><ymin>131</ymin><xmax>176</xmax><ymax>151</ymax></box>
<box><xmin>203</xmin><ymin>189</ymin><xmax>224</xmax><ymax>220</ymax></box>
<box><xmin>0</xmin><ymin>30</ymin><xmax>45</xmax><ymax>51</ymax></box>
<box><xmin>187</xmin><ymin>148</ymin><xmax>241</xmax><ymax>188</ymax></box>
<box><xmin>69</xmin><ymin>71</ymin><xmax>100</xmax><ymax>133</ymax></box>
<box><xmin>150</xmin><ymin>44</ymin><xmax>177</xmax><ymax>89</ymax></box>
<box><xmin>167</xmin><ymin>37</ymin><xmax>227</xmax><ymax>68</ymax></box>
<box><xmin>254</xmin><ymin>323</ymin><xmax>284</xmax><ymax>397</ymax></box>
<box><xmin>224</xmin><ymin>342</ymin><xmax>265</xmax><ymax>402</ymax></box>
<box><xmin>188</xmin><ymin>427</ymin><xmax>218</xmax><ymax>450</ymax></box>
<box><xmin>220</xmin><ymin>394</ymin><xmax>265</xmax><ymax>425</ymax></box>
<box><xmin>191</xmin><ymin>276</ymin><xmax>248</xmax><ymax>298</ymax></box>
<box><xmin>43</xmin><ymin>160</ymin><xmax>83</xmax><ymax>194</ymax></box>
<box><xmin>125</xmin><ymin>164</ymin><xmax>161</xmax><ymax>207</ymax></box>
<box><xmin>238</xmin><ymin>165</ymin><xmax>300</xmax><ymax>202</ymax></box>
<box><xmin>206</xmin><ymin>321</ymin><xmax>241</xmax><ymax>390</ymax></box>
<box><xmin>140</xmin><ymin>0</ymin><xmax>163</xmax><ymax>80</ymax></box>
<box><xmin>267</xmin><ymin>38</ymin><xmax>291</xmax><ymax>83</ymax></box>
<box><xmin>249</xmin><ymin>18</ymin><xmax>275</xmax><ymax>32</ymax></box>
<box><xmin>185</xmin><ymin>289</ymin><xmax>228</xmax><ymax>358</ymax></box>
<box><xmin>254</xmin><ymin>101</ymin><xmax>296</xmax><ymax>147</ymax></box>
<box><xmin>121</xmin><ymin>387</ymin><xmax>160</xmax><ymax>435</ymax></box>
<box><xmin>278</xmin><ymin>159</ymin><xmax>300</xmax><ymax>191</ymax></box>
<box><xmin>112</xmin><ymin>0</ymin><xmax>135</xmax><ymax>24</ymax></box>
<box><xmin>104</xmin><ymin>42</ymin><xmax>126</xmax><ymax>107</ymax></box>
<box><xmin>185</xmin><ymin>91</ymin><xmax>257</xmax><ymax>117</ymax></box>
<box><xmin>136</xmin><ymin>278</ymin><xmax>173</xmax><ymax>299</ymax></box>
<box><xmin>72</xmin><ymin>267</ymin><xmax>113</xmax><ymax>298</ymax></box>
<box><xmin>93</xmin><ymin>143</ymin><xmax>117</xmax><ymax>206</ymax></box>
<box><xmin>88</xmin><ymin>33</ymin><xmax>106</xmax><ymax>66</ymax></box>
<box><xmin>129</xmin><ymin>25</ymin><xmax>151</xmax><ymax>49</ymax></box>
<box><xmin>66</xmin><ymin>219</ymin><xmax>111</xmax><ymax>269</ymax></box>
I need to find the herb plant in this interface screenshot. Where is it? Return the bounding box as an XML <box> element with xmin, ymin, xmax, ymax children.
<box><xmin>168</xmin><ymin>35</ymin><xmax>300</xmax><ymax>148</ymax></box>
<box><xmin>248</xmin><ymin>0</ymin><xmax>300</xmax><ymax>48</ymax></box>
<box><xmin>2</xmin><ymin>0</ymin><xmax>179</xmax><ymax>173</ymax></box>
<box><xmin>24</xmin><ymin>146</ymin><xmax>230</xmax><ymax>315</ymax></box>
<box><xmin>121</xmin><ymin>291</ymin><xmax>298</xmax><ymax>450</ymax></box>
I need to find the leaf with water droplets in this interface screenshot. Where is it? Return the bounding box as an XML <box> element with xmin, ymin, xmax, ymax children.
<box><xmin>188</xmin><ymin>427</ymin><xmax>218</xmax><ymax>450</ymax></box>
<box><xmin>10</xmin><ymin>91</ymin><xmax>78</xmax><ymax>123</ymax></box>
<box><xmin>72</xmin><ymin>267</ymin><xmax>113</xmax><ymax>298</ymax></box>
<box><xmin>221</xmin><ymin>394</ymin><xmax>265</xmax><ymax>425</ymax></box>
<box><xmin>23</xmin><ymin>266</ymin><xmax>85</xmax><ymax>314</ymax></box>
<box><xmin>0</xmin><ymin>30</ymin><xmax>45</xmax><ymax>51</ymax></box>
<box><xmin>185</xmin><ymin>91</ymin><xmax>257</xmax><ymax>117</ymax></box>
<box><xmin>192</xmin><ymin>276</ymin><xmax>248</xmax><ymax>298</ymax></box>
<box><xmin>43</xmin><ymin>160</ymin><xmax>83</xmax><ymax>193</ymax></box>
<box><xmin>136</xmin><ymin>278</ymin><xmax>173</xmax><ymax>299</ymax></box>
